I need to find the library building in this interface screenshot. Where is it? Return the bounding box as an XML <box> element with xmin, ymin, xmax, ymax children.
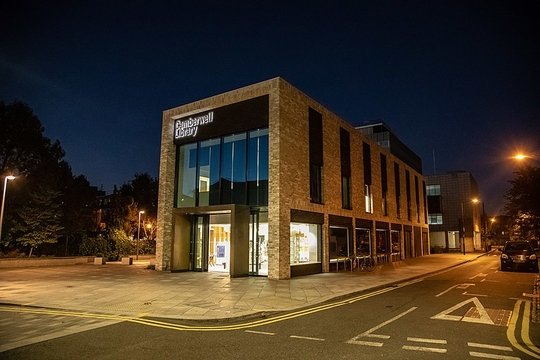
<box><xmin>156</xmin><ymin>77</ymin><xmax>429</xmax><ymax>280</ymax></box>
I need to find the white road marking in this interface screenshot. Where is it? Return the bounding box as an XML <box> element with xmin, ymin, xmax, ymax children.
<box><xmin>407</xmin><ymin>337</ymin><xmax>447</xmax><ymax>344</ymax></box>
<box><xmin>347</xmin><ymin>307</ymin><xmax>417</xmax><ymax>347</ymax></box>
<box><xmin>244</xmin><ymin>330</ymin><xmax>275</xmax><ymax>336</ymax></box>
<box><xmin>358</xmin><ymin>307</ymin><xmax>418</xmax><ymax>337</ymax></box>
<box><xmin>402</xmin><ymin>345</ymin><xmax>447</xmax><ymax>353</ymax></box>
<box><xmin>290</xmin><ymin>335</ymin><xmax>325</xmax><ymax>341</ymax></box>
<box><xmin>469</xmin><ymin>273</ymin><xmax>488</xmax><ymax>280</ymax></box>
<box><xmin>462</xmin><ymin>291</ymin><xmax>489</xmax><ymax>297</ymax></box>
<box><xmin>469</xmin><ymin>351</ymin><xmax>521</xmax><ymax>359</ymax></box>
<box><xmin>468</xmin><ymin>342</ymin><xmax>513</xmax><ymax>352</ymax></box>
<box><xmin>362</xmin><ymin>334</ymin><xmax>390</xmax><ymax>339</ymax></box>
<box><xmin>348</xmin><ymin>340</ymin><xmax>383</xmax><ymax>347</ymax></box>
<box><xmin>436</xmin><ymin>283</ymin><xmax>475</xmax><ymax>297</ymax></box>
<box><xmin>431</xmin><ymin>297</ymin><xmax>495</xmax><ymax>325</ymax></box>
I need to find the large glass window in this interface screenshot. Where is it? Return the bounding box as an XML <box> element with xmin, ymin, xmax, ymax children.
<box><xmin>222</xmin><ymin>133</ymin><xmax>247</xmax><ymax>204</ymax></box>
<box><xmin>394</xmin><ymin>162</ymin><xmax>401</xmax><ymax>219</ymax></box>
<box><xmin>340</xmin><ymin>128</ymin><xmax>351</xmax><ymax>210</ymax></box>
<box><xmin>247</xmin><ymin>129</ymin><xmax>269</xmax><ymax>206</ymax></box>
<box><xmin>329</xmin><ymin>226</ymin><xmax>352</xmax><ymax>259</ymax></box>
<box><xmin>376</xmin><ymin>229</ymin><xmax>388</xmax><ymax>254</ymax></box>
<box><xmin>391</xmin><ymin>230</ymin><xmax>401</xmax><ymax>255</ymax></box>
<box><xmin>175</xmin><ymin>128</ymin><xmax>268</xmax><ymax>208</ymax></box>
<box><xmin>176</xmin><ymin>143</ymin><xmax>197</xmax><ymax>207</ymax></box>
<box><xmin>290</xmin><ymin>223</ymin><xmax>321</xmax><ymax>265</ymax></box>
<box><xmin>356</xmin><ymin>228</ymin><xmax>371</xmax><ymax>256</ymax></box>
<box><xmin>406</xmin><ymin>170</ymin><xmax>412</xmax><ymax>221</ymax></box>
<box><xmin>309</xmin><ymin>108</ymin><xmax>324</xmax><ymax>204</ymax></box>
<box><xmin>198</xmin><ymin>138</ymin><xmax>221</xmax><ymax>206</ymax></box>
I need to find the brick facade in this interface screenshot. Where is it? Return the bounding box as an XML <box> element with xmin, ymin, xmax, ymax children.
<box><xmin>157</xmin><ymin>77</ymin><xmax>429</xmax><ymax>279</ymax></box>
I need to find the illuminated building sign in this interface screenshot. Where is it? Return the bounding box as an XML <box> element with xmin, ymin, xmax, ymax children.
<box><xmin>174</xmin><ymin>112</ymin><xmax>214</xmax><ymax>140</ymax></box>
<box><xmin>173</xmin><ymin>95</ymin><xmax>269</xmax><ymax>145</ymax></box>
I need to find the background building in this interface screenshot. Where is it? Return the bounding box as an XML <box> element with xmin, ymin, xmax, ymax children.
<box><xmin>426</xmin><ymin>171</ymin><xmax>483</xmax><ymax>253</ymax></box>
<box><xmin>157</xmin><ymin>77</ymin><xmax>429</xmax><ymax>279</ymax></box>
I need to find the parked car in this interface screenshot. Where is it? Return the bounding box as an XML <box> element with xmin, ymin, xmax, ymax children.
<box><xmin>500</xmin><ymin>241</ymin><xmax>539</xmax><ymax>272</ymax></box>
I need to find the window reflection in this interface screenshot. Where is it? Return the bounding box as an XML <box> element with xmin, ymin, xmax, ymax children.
<box><xmin>175</xmin><ymin>128</ymin><xmax>268</xmax><ymax>207</ymax></box>
<box><xmin>176</xmin><ymin>143</ymin><xmax>197</xmax><ymax>207</ymax></box>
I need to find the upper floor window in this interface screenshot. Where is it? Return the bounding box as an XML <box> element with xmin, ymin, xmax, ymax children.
<box><xmin>426</xmin><ymin>184</ymin><xmax>441</xmax><ymax>196</ymax></box>
<box><xmin>175</xmin><ymin>128</ymin><xmax>269</xmax><ymax>208</ymax></box>
<box><xmin>365</xmin><ymin>184</ymin><xmax>373</xmax><ymax>213</ymax></box>
<box><xmin>309</xmin><ymin>108</ymin><xmax>323</xmax><ymax>204</ymax></box>
<box><xmin>340</xmin><ymin>128</ymin><xmax>351</xmax><ymax>209</ymax></box>
<box><xmin>428</xmin><ymin>214</ymin><xmax>443</xmax><ymax>225</ymax></box>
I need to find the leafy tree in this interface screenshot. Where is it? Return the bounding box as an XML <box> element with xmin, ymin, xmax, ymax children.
<box><xmin>61</xmin><ymin>175</ymin><xmax>100</xmax><ymax>255</ymax></box>
<box><xmin>120</xmin><ymin>173</ymin><xmax>158</xmax><ymax>216</ymax></box>
<box><xmin>1</xmin><ymin>101</ymin><xmax>98</xmax><ymax>256</ymax></box>
<box><xmin>0</xmin><ymin>101</ymin><xmax>53</xmax><ymax>176</ymax></box>
<box><xmin>120</xmin><ymin>173</ymin><xmax>158</xmax><ymax>252</ymax></box>
<box><xmin>504</xmin><ymin>165</ymin><xmax>540</xmax><ymax>242</ymax></box>
<box><xmin>103</xmin><ymin>189</ymin><xmax>137</xmax><ymax>237</ymax></box>
<box><xmin>13</xmin><ymin>186</ymin><xmax>64</xmax><ymax>257</ymax></box>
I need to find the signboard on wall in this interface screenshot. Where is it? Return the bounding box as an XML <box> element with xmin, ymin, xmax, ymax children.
<box><xmin>173</xmin><ymin>95</ymin><xmax>269</xmax><ymax>145</ymax></box>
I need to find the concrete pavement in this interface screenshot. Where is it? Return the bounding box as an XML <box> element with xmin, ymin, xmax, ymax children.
<box><xmin>0</xmin><ymin>253</ymin><xmax>487</xmax><ymax>320</ymax></box>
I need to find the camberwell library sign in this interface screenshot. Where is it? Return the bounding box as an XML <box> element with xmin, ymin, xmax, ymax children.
<box><xmin>174</xmin><ymin>111</ymin><xmax>214</xmax><ymax>140</ymax></box>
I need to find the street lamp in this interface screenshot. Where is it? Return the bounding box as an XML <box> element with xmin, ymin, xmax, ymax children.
<box><xmin>513</xmin><ymin>153</ymin><xmax>528</xmax><ymax>161</ymax></box>
<box><xmin>511</xmin><ymin>151</ymin><xmax>539</xmax><ymax>164</ymax></box>
<box><xmin>0</xmin><ymin>175</ymin><xmax>16</xmax><ymax>242</ymax></box>
<box><xmin>137</xmin><ymin>210</ymin><xmax>144</xmax><ymax>260</ymax></box>
<box><xmin>460</xmin><ymin>198</ymin><xmax>479</xmax><ymax>255</ymax></box>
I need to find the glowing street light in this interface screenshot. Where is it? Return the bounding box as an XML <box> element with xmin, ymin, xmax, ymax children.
<box><xmin>511</xmin><ymin>151</ymin><xmax>538</xmax><ymax>164</ymax></box>
<box><xmin>461</xmin><ymin>198</ymin><xmax>480</xmax><ymax>255</ymax></box>
<box><xmin>137</xmin><ymin>210</ymin><xmax>144</xmax><ymax>260</ymax></box>
<box><xmin>0</xmin><ymin>175</ymin><xmax>16</xmax><ymax>242</ymax></box>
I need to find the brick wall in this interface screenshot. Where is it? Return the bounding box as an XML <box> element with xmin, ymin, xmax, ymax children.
<box><xmin>157</xmin><ymin>77</ymin><xmax>429</xmax><ymax>278</ymax></box>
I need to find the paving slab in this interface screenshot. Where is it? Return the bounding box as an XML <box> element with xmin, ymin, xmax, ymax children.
<box><xmin>0</xmin><ymin>253</ymin><xmax>485</xmax><ymax>320</ymax></box>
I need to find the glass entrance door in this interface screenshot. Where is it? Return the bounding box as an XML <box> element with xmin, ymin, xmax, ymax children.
<box><xmin>249</xmin><ymin>210</ymin><xmax>268</xmax><ymax>276</ymax></box>
<box><xmin>192</xmin><ymin>215</ymin><xmax>209</xmax><ymax>271</ymax></box>
<box><xmin>208</xmin><ymin>214</ymin><xmax>231</xmax><ymax>273</ymax></box>
<box><xmin>192</xmin><ymin>213</ymin><xmax>231</xmax><ymax>273</ymax></box>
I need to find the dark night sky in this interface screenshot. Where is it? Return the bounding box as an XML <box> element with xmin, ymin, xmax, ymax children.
<box><xmin>1</xmin><ymin>1</ymin><xmax>538</xmax><ymax>215</ymax></box>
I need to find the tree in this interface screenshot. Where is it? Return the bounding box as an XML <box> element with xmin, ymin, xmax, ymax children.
<box><xmin>60</xmin><ymin>175</ymin><xmax>100</xmax><ymax>256</ymax></box>
<box><xmin>1</xmin><ymin>100</ymin><xmax>98</xmax><ymax>256</ymax></box>
<box><xmin>504</xmin><ymin>165</ymin><xmax>540</xmax><ymax>242</ymax></box>
<box><xmin>0</xmin><ymin>101</ymin><xmax>52</xmax><ymax>176</ymax></box>
<box><xmin>13</xmin><ymin>186</ymin><xmax>64</xmax><ymax>257</ymax></box>
<box><xmin>120</xmin><ymin>173</ymin><xmax>158</xmax><ymax>253</ymax></box>
<box><xmin>120</xmin><ymin>173</ymin><xmax>158</xmax><ymax>217</ymax></box>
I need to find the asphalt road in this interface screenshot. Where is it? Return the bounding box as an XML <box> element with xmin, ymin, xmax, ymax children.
<box><xmin>2</xmin><ymin>254</ymin><xmax>539</xmax><ymax>359</ymax></box>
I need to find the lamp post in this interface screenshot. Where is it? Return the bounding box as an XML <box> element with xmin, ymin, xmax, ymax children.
<box><xmin>137</xmin><ymin>210</ymin><xmax>144</xmax><ymax>260</ymax></box>
<box><xmin>460</xmin><ymin>198</ymin><xmax>479</xmax><ymax>255</ymax></box>
<box><xmin>0</xmin><ymin>175</ymin><xmax>16</xmax><ymax>242</ymax></box>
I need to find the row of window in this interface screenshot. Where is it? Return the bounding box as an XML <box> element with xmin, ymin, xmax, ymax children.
<box><xmin>176</xmin><ymin>128</ymin><xmax>269</xmax><ymax>207</ymax></box>
<box><xmin>308</xmin><ymin>108</ymin><xmax>426</xmax><ymax>222</ymax></box>
<box><xmin>290</xmin><ymin>222</ymin><xmax>405</xmax><ymax>266</ymax></box>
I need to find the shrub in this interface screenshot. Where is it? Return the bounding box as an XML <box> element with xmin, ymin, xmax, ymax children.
<box><xmin>79</xmin><ymin>236</ymin><xmax>110</xmax><ymax>257</ymax></box>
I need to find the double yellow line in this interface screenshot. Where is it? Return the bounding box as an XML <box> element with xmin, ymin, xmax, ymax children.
<box><xmin>0</xmin><ymin>282</ymin><xmax>413</xmax><ymax>332</ymax></box>
<box><xmin>507</xmin><ymin>300</ymin><xmax>540</xmax><ymax>359</ymax></box>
